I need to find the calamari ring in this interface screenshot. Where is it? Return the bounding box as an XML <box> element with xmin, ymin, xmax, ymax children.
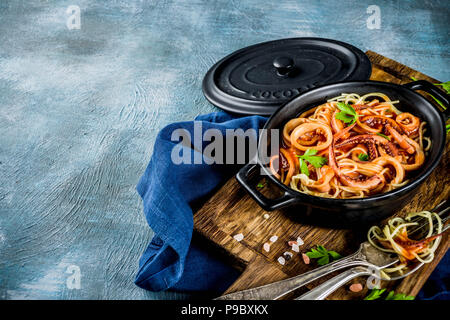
<box><xmin>373</xmin><ymin>156</ymin><xmax>405</xmax><ymax>184</ymax></box>
<box><xmin>290</xmin><ymin>122</ymin><xmax>333</xmax><ymax>151</ymax></box>
<box><xmin>331</xmin><ymin>110</ymin><xmax>345</xmax><ymax>134</ymax></box>
<box><xmin>282</xmin><ymin>118</ymin><xmax>308</xmax><ymax>147</ymax></box>
<box><xmin>291</xmin><ymin>165</ymin><xmax>335</xmax><ymax>193</ymax></box>
<box><xmin>279</xmin><ymin>148</ymin><xmax>297</xmax><ymax>185</ymax></box>
<box><xmin>396</xmin><ymin>112</ymin><xmax>420</xmax><ymax>136</ymax></box>
<box><xmin>328</xmin><ymin>142</ymin><xmax>382</xmax><ymax>191</ymax></box>
<box><xmin>385</xmin><ymin>125</ymin><xmax>415</xmax><ymax>154</ymax></box>
<box><xmin>269</xmin><ymin>155</ymin><xmax>281</xmax><ymax>180</ymax></box>
<box><xmin>401</xmin><ymin>137</ymin><xmax>425</xmax><ymax>171</ymax></box>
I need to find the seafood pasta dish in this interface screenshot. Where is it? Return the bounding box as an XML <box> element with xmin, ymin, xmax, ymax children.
<box><xmin>270</xmin><ymin>93</ymin><xmax>429</xmax><ymax>199</ymax></box>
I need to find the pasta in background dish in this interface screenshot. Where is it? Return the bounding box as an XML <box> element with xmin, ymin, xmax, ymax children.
<box><xmin>270</xmin><ymin>93</ymin><xmax>430</xmax><ymax>199</ymax></box>
<box><xmin>368</xmin><ymin>210</ymin><xmax>443</xmax><ymax>279</ymax></box>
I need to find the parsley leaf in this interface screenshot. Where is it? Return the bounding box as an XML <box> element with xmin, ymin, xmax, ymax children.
<box><xmin>299</xmin><ymin>158</ymin><xmax>309</xmax><ymax>176</ymax></box>
<box><xmin>364</xmin><ymin>289</ymin><xmax>414</xmax><ymax>300</ymax></box>
<box><xmin>385</xmin><ymin>291</ymin><xmax>415</xmax><ymax>300</ymax></box>
<box><xmin>305</xmin><ymin>248</ymin><xmax>324</xmax><ymax>258</ymax></box>
<box><xmin>446</xmin><ymin>124</ymin><xmax>450</xmax><ymax>134</ymax></box>
<box><xmin>358</xmin><ymin>153</ymin><xmax>369</xmax><ymax>161</ymax></box>
<box><xmin>410</xmin><ymin>77</ymin><xmax>448</xmax><ymax>110</ymax></box>
<box><xmin>364</xmin><ymin>288</ymin><xmax>386</xmax><ymax>300</ymax></box>
<box><xmin>337</xmin><ymin>102</ymin><xmax>357</xmax><ymax>116</ymax></box>
<box><xmin>328</xmin><ymin>250</ymin><xmax>342</xmax><ymax>259</ymax></box>
<box><xmin>376</xmin><ymin>133</ymin><xmax>391</xmax><ymax>141</ymax></box>
<box><xmin>256</xmin><ymin>178</ymin><xmax>266</xmax><ymax>188</ymax></box>
<box><xmin>317</xmin><ymin>255</ymin><xmax>329</xmax><ymax>265</ymax></box>
<box><xmin>305</xmin><ymin>245</ymin><xmax>342</xmax><ymax>265</ymax></box>
<box><xmin>430</xmin><ymin>94</ymin><xmax>446</xmax><ymax>109</ymax></box>
<box><xmin>335</xmin><ymin>102</ymin><xmax>359</xmax><ymax>124</ymax></box>
<box><xmin>296</xmin><ymin>149</ymin><xmax>327</xmax><ymax>177</ymax></box>
<box><xmin>435</xmin><ymin>81</ymin><xmax>450</xmax><ymax>95</ymax></box>
<box><xmin>335</xmin><ymin>112</ymin><xmax>355</xmax><ymax>123</ymax></box>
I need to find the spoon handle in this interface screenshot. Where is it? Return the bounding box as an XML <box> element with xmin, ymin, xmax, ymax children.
<box><xmin>295</xmin><ymin>266</ymin><xmax>371</xmax><ymax>300</ymax></box>
<box><xmin>216</xmin><ymin>249</ymin><xmax>367</xmax><ymax>300</ymax></box>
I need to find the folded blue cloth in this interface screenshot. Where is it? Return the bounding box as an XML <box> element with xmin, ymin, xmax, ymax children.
<box><xmin>135</xmin><ymin>111</ymin><xmax>449</xmax><ymax>299</ymax></box>
<box><xmin>135</xmin><ymin>112</ymin><xmax>267</xmax><ymax>293</ymax></box>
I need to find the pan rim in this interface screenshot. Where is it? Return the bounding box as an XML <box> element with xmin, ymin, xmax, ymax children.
<box><xmin>256</xmin><ymin>80</ymin><xmax>446</xmax><ymax>205</ymax></box>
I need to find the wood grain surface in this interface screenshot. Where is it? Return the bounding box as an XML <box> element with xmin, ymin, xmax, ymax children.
<box><xmin>193</xmin><ymin>51</ymin><xmax>450</xmax><ymax>300</ymax></box>
<box><xmin>0</xmin><ymin>1</ymin><xmax>448</xmax><ymax>300</ymax></box>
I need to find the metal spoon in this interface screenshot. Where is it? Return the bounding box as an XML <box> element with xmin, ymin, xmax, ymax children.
<box><xmin>216</xmin><ymin>200</ymin><xmax>448</xmax><ymax>300</ymax></box>
<box><xmin>296</xmin><ymin>207</ymin><xmax>449</xmax><ymax>300</ymax></box>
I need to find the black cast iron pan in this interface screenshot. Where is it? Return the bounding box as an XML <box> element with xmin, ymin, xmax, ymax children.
<box><xmin>236</xmin><ymin>80</ymin><xmax>449</xmax><ymax>225</ymax></box>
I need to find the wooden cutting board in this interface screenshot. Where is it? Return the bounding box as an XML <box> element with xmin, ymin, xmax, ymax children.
<box><xmin>193</xmin><ymin>51</ymin><xmax>449</xmax><ymax>300</ymax></box>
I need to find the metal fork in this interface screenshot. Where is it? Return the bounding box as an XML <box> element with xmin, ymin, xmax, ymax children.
<box><xmin>216</xmin><ymin>242</ymin><xmax>398</xmax><ymax>300</ymax></box>
<box><xmin>216</xmin><ymin>200</ymin><xmax>448</xmax><ymax>300</ymax></box>
<box><xmin>296</xmin><ymin>202</ymin><xmax>449</xmax><ymax>300</ymax></box>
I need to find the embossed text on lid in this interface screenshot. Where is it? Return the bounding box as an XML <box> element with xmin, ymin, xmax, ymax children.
<box><xmin>202</xmin><ymin>38</ymin><xmax>372</xmax><ymax>115</ymax></box>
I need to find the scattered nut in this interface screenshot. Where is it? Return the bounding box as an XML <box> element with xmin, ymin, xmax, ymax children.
<box><xmin>296</xmin><ymin>237</ymin><xmax>304</xmax><ymax>246</ymax></box>
<box><xmin>349</xmin><ymin>283</ymin><xmax>363</xmax><ymax>293</ymax></box>
<box><xmin>270</xmin><ymin>235</ymin><xmax>278</xmax><ymax>243</ymax></box>
<box><xmin>263</xmin><ymin>242</ymin><xmax>271</xmax><ymax>252</ymax></box>
<box><xmin>263</xmin><ymin>214</ymin><xmax>270</xmax><ymax>219</ymax></box>
<box><xmin>277</xmin><ymin>256</ymin><xmax>286</xmax><ymax>265</ymax></box>
<box><xmin>292</xmin><ymin>244</ymin><xmax>300</xmax><ymax>252</ymax></box>
<box><xmin>302</xmin><ymin>253</ymin><xmax>310</xmax><ymax>264</ymax></box>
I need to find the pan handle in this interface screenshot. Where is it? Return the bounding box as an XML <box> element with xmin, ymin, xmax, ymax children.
<box><xmin>236</xmin><ymin>163</ymin><xmax>297</xmax><ymax>211</ymax></box>
<box><xmin>403</xmin><ymin>80</ymin><xmax>450</xmax><ymax>119</ymax></box>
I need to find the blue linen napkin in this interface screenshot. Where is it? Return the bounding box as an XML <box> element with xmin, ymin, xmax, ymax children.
<box><xmin>135</xmin><ymin>112</ymin><xmax>267</xmax><ymax>293</ymax></box>
<box><xmin>135</xmin><ymin>111</ymin><xmax>449</xmax><ymax>299</ymax></box>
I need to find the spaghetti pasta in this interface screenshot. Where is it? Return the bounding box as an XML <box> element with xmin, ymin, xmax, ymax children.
<box><xmin>271</xmin><ymin>93</ymin><xmax>429</xmax><ymax>199</ymax></box>
<box><xmin>367</xmin><ymin>210</ymin><xmax>444</xmax><ymax>279</ymax></box>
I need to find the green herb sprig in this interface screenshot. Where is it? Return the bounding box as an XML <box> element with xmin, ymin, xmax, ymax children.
<box><xmin>364</xmin><ymin>288</ymin><xmax>415</xmax><ymax>300</ymax></box>
<box><xmin>335</xmin><ymin>102</ymin><xmax>360</xmax><ymax>124</ymax></box>
<box><xmin>305</xmin><ymin>245</ymin><xmax>342</xmax><ymax>265</ymax></box>
<box><xmin>295</xmin><ymin>149</ymin><xmax>328</xmax><ymax>177</ymax></box>
<box><xmin>410</xmin><ymin>77</ymin><xmax>448</xmax><ymax>110</ymax></box>
<box><xmin>358</xmin><ymin>153</ymin><xmax>369</xmax><ymax>161</ymax></box>
<box><xmin>435</xmin><ymin>81</ymin><xmax>450</xmax><ymax>94</ymax></box>
<box><xmin>385</xmin><ymin>291</ymin><xmax>415</xmax><ymax>300</ymax></box>
<box><xmin>364</xmin><ymin>288</ymin><xmax>386</xmax><ymax>300</ymax></box>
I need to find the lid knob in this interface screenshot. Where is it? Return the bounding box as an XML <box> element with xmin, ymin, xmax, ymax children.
<box><xmin>273</xmin><ymin>56</ymin><xmax>295</xmax><ymax>76</ymax></box>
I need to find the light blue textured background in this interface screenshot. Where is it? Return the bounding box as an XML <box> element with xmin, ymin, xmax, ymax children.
<box><xmin>0</xmin><ymin>0</ymin><xmax>448</xmax><ymax>299</ymax></box>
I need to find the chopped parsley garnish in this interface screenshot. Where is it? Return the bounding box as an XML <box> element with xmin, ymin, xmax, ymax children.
<box><xmin>335</xmin><ymin>102</ymin><xmax>360</xmax><ymax>124</ymax></box>
<box><xmin>295</xmin><ymin>149</ymin><xmax>327</xmax><ymax>177</ymax></box>
<box><xmin>410</xmin><ymin>77</ymin><xmax>448</xmax><ymax>110</ymax></box>
<box><xmin>376</xmin><ymin>132</ymin><xmax>391</xmax><ymax>141</ymax></box>
<box><xmin>305</xmin><ymin>245</ymin><xmax>342</xmax><ymax>265</ymax></box>
<box><xmin>385</xmin><ymin>291</ymin><xmax>415</xmax><ymax>300</ymax></box>
<box><xmin>434</xmin><ymin>81</ymin><xmax>450</xmax><ymax>94</ymax></box>
<box><xmin>256</xmin><ymin>178</ymin><xmax>266</xmax><ymax>188</ymax></box>
<box><xmin>364</xmin><ymin>288</ymin><xmax>386</xmax><ymax>300</ymax></box>
<box><xmin>364</xmin><ymin>288</ymin><xmax>414</xmax><ymax>300</ymax></box>
<box><xmin>358</xmin><ymin>153</ymin><xmax>369</xmax><ymax>161</ymax></box>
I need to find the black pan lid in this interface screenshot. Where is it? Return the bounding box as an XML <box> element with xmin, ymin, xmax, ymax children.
<box><xmin>202</xmin><ymin>38</ymin><xmax>372</xmax><ymax>115</ymax></box>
